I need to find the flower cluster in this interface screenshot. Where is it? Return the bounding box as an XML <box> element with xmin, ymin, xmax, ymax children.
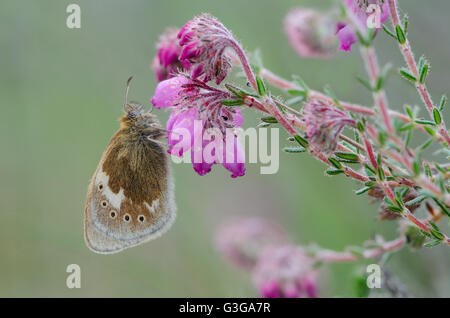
<box><xmin>253</xmin><ymin>246</ymin><xmax>318</xmax><ymax>298</ymax></box>
<box><xmin>177</xmin><ymin>14</ymin><xmax>234</xmax><ymax>84</ymax></box>
<box><xmin>284</xmin><ymin>8</ymin><xmax>338</xmax><ymax>58</ymax></box>
<box><xmin>215</xmin><ymin>218</ymin><xmax>318</xmax><ymax>298</ymax></box>
<box><xmin>152</xmin><ymin>76</ymin><xmax>245</xmax><ymax>178</ymax></box>
<box><xmin>152</xmin><ymin>28</ymin><xmax>190</xmax><ymax>82</ymax></box>
<box><xmin>336</xmin><ymin>0</ymin><xmax>389</xmax><ymax>51</ymax></box>
<box><xmin>151</xmin><ymin>1</ymin><xmax>450</xmax><ymax>285</ymax></box>
<box><xmin>215</xmin><ymin>217</ymin><xmax>288</xmax><ymax>269</ymax></box>
<box><xmin>303</xmin><ymin>100</ymin><xmax>356</xmax><ymax>155</ymax></box>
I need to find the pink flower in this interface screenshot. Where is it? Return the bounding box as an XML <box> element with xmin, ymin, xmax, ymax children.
<box><xmin>215</xmin><ymin>217</ymin><xmax>289</xmax><ymax>270</ymax></box>
<box><xmin>336</xmin><ymin>24</ymin><xmax>358</xmax><ymax>52</ymax></box>
<box><xmin>152</xmin><ymin>28</ymin><xmax>190</xmax><ymax>82</ymax></box>
<box><xmin>284</xmin><ymin>8</ymin><xmax>338</xmax><ymax>58</ymax></box>
<box><xmin>336</xmin><ymin>0</ymin><xmax>389</xmax><ymax>51</ymax></box>
<box><xmin>177</xmin><ymin>14</ymin><xmax>233</xmax><ymax>84</ymax></box>
<box><xmin>253</xmin><ymin>246</ymin><xmax>318</xmax><ymax>298</ymax></box>
<box><xmin>303</xmin><ymin>100</ymin><xmax>356</xmax><ymax>155</ymax></box>
<box><xmin>151</xmin><ymin>76</ymin><xmax>195</xmax><ymax>109</ymax></box>
<box><xmin>151</xmin><ymin>76</ymin><xmax>246</xmax><ymax>177</ymax></box>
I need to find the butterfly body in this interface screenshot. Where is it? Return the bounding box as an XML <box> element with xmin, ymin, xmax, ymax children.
<box><xmin>84</xmin><ymin>87</ymin><xmax>176</xmax><ymax>254</ymax></box>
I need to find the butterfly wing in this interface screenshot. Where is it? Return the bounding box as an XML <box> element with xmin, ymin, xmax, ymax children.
<box><xmin>84</xmin><ymin>130</ymin><xmax>176</xmax><ymax>254</ymax></box>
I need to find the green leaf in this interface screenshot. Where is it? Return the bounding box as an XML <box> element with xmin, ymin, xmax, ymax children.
<box><xmin>412</xmin><ymin>159</ymin><xmax>422</xmax><ymax>176</ymax></box>
<box><xmin>387</xmin><ymin>205</ymin><xmax>403</xmax><ymax>213</ymax></box>
<box><xmin>414</xmin><ymin>119</ymin><xmax>436</xmax><ymax>126</ymax></box>
<box><xmin>355</xmin><ymin>186</ymin><xmax>372</xmax><ymax>195</ymax></box>
<box><xmin>395</xmin><ymin>25</ymin><xmax>406</xmax><ymax>44</ymax></box>
<box><xmin>382</xmin><ymin>24</ymin><xmax>396</xmax><ymax>39</ymax></box>
<box><xmin>439</xmin><ymin>95</ymin><xmax>447</xmax><ymax>112</ymax></box>
<box><xmin>399</xmin><ymin>123</ymin><xmax>414</xmax><ymax>131</ymax></box>
<box><xmin>377</xmin><ymin>167</ymin><xmax>385</xmax><ymax>181</ymax></box>
<box><xmin>283</xmin><ymin>146</ymin><xmax>306</xmax><ymax>153</ymax></box>
<box><xmin>256</xmin><ymin>76</ymin><xmax>266</xmax><ymax>96</ymax></box>
<box><xmin>335</xmin><ymin>152</ymin><xmax>359</xmax><ymax>161</ymax></box>
<box><xmin>326</xmin><ymin>169</ymin><xmax>345</xmax><ymax>175</ymax></box>
<box><xmin>433</xmin><ymin>108</ymin><xmax>442</xmax><ymax>125</ymax></box>
<box><xmin>405</xmin><ymin>129</ymin><xmax>412</xmax><ymax>147</ymax></box>
<box><xmin>418</xmin><ymin>137</ymin><xmax>433</xmax><ymax>150</ymax></box>
<box><xmin>293</xmin><ymin>76</ymin><xmax>309</xmax><ymax>93</ymax></box>
<box><xmin>434</xmin><ymin>163</ymin><xmax>446</xmax><ymax>174</ymax></box>
<box><xmin>224</xmin><ymin>84</ymin><xmax>243</xmax><ymax>97</ymax></box>
<box><xmin>418</xmin><ymin>56</ymin><xmax>425</xmax><ymax>73</ymax></box>
<box><xmin>424</xmin><ymin>240</ymin><xmax>441</xmax><ymax>248</ymax></box>
<box><xmin>356</xmin><ymin>30</ymin><xmax>369</xmax><ymax>47</ymax></box>
<box><xmin>433</xmin><ymin>199</ymin><xmax>450</xmax><ymax>218</ymax></box>
<box><xmin>220</xmin><ymin>99</ymin><xmax>244</xmax><ymax>106</ymax></box>
<box><xmin>429</xmin><ymin>221</ymin><xmax>440</xmax><ymax>231</ymax></box>
<box><xmin>257</xmin><ymin>122</ymin><xmax>271</xmax><ymax>128</ymax></box>
<box><xmin>364</xmin><ymin>163</ymin><xmax>375</xmax><ymax>175</ymax></box>
<box><xmin>353</xmin><ymin>275</ymin><xmax>370</xmax><ymax>298</ymax></box>
<box><xmin>429</xmin><ymin>229</ymin><xmax>444</xmax><ymax>241</ymax></box>
<box><xmin>260</xmin><ymin>116</ymin><xmax>278</xmax><ymax>124</ymax></box>
<box><xmin>423</xmin><ymin>126</ymin><xmax>436</xmax><ymax>136</ymax></box>
<box><xmin>328</xmin><ymin>157</ymin><xmax>342</xmax><ymax>169</ymax></box>
<box><xmin>404</xmin><ymin>105</ymin><xmax>414</xmax><ymax>119</ymax></box>
<box><xmin>294</xmin><ymin>134</ymin><xmax>309</xmax><ymax>148</ymax></box>
<box><xmin>399</xmin><ymin>68</ymin><xmax>417</xmax><ymax>82</ymax></box>
<box><xmin>403</xmin><ymin>15</ymin><xmax>409</xmax><ymax>34</ymax></box>
<box><xmin>356</xmin><ymin>76</ymin><xmax>373</xmax><ymax>91</ymax></box>
<box><xmin>405</xmin><ymin>195</ymin><xmax>426</xmax><ymax>206</ymax></box>
<box><xmin>357</xmin><ymin>121</ymin><xmax>365</xmax><ymax>133</ymax></box>
<box><xmin>287</xmin><ymin>89</ymin><xmax>307</xmax><ymax>97</ymax></box>
<box><xmin>419</xmin><ymin>63</ymin><xmax>429</xmax><ymax>84</ymax></box>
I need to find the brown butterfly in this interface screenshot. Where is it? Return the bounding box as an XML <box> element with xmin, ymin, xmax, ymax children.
<box><xmin>84</xmin><ymin>77</ymin><xmax>176</xmax><ymax>254</ymax></box>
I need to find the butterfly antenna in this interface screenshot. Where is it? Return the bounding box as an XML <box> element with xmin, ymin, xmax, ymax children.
<box><xmin>124</xmin><ymin>76</ymin><xmax>134</xmax><ymax>111</ymax></box>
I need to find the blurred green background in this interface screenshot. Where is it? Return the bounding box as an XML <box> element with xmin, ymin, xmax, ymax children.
<box><xmin>1</xmin><ymin>0</ymin><xmax>449</xmax><ymax>297</ymax></box>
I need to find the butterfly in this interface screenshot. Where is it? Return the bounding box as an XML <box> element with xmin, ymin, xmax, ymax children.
<box><xmin>84</xmin><ymin>77</ymin><xmax>176</xmax><ymax>254</ymax></box>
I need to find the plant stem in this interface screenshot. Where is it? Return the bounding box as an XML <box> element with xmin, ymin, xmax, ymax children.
<box><xmin>387</xmin><ymin>0</ymin><xmax>450</xmax><ymax>145</ymax></box>
<box><xmin>259</xmin><ymin>67</ymin><xmax>447</xmax><ymax>143</ymax></box>
<box><xmin>360</xmin><ymin>46</ymin><xmax>393</xmax><ymax>134</ymax></box>
<box><xmin>315</xmin><ymin>236</ymin><xmax>406</xmax><ymax>263</ymax></box>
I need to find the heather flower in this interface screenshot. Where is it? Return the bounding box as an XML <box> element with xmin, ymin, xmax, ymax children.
<box><xmin>253</xmin><ymin>246</ymin><xmax>318</xmax><ymax>298</ymax></box>
<box><xmin>215</xmin><ymin>217</ymin><xmax>289</xmax><ymax>270</ymax></box>
<box><xmin>151</xmin><ymin>76</ymin><xmax>195</xmax><ymax>109</ymax></box>
<box><xmin>336</xmin><ymin>0</ymin><xmax>389</xmax><ymax>51</ymax></box>
<box><xmin>284</xmin><ymin>8</ymin><xmax>338</xmax><ymax>58</ymax></box>
<box><xmin>152</xmin><ymin>28</ymin><xmax>190</xmax><ymax>81</ymax></box>
<box><xmin>177</xmin><ymin>14</ymin><xmax>234</xmax><ymax>84</ymax></box>
<box><xmin>151</xmin><ymin>75</ymin><xmax>246</xmax><ymax>177</ymax></box>
<box><xmin>303</xmin><ymin>100</ymin><xmax>356</xmax><ymax>155</ymax></box>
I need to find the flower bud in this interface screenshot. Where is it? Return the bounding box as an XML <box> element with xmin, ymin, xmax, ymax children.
<box><xmin>215</xmin><ymin>217</ymin><xmax>288</xmax><ymax>270</ymax></box>
<box><xmin>303</xmin><ymin>100</ymin><xmax>356</xmax><ymax>155</ymax></box>
<box><xmin>178</xmin><ymin>14</ymin><xmax>233</xmax><ymax>84</ymax></box>
<box><xmin>284</xmin><ymin>8</ymin><xmax>338</xmax><ymax>58</ymax></box>
<box><xmin>152</xmin><ymin>28</ymin><xmax>189</xmax><ymax>82</ymax></box>
<box><xmin>253</xmin><ymin>245</ymin><xmax>318</xmax><ymax>298</ymax></box>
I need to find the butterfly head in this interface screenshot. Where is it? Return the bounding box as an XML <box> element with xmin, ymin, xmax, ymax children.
<box><xmin>118</xmin><ymin>77</ymin><xmax>165</xmax><ymax>140</ymax></box>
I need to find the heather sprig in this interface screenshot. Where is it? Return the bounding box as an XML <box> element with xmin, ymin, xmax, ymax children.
<box><xmin>150</xmin><ymin>0</ymin><xmax>450</xmax><ymax>275</ymax></box>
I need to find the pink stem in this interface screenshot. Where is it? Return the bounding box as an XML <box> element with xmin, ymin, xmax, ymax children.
<box><xmin>387</xmin><ymin>0</ymin><xmax>450</xmax><ymax>145</ymax></box>
<box><xmin>360</xmin><ymin>47</ymin><xmax>393</xmax><ymax>134</ymax></box>
<box><xmin>315</xmin><ymin>237</ymin><xmax>406</xmax><ymax>263</ymax></box>
<box><xmin>260</xmin><ymin>66</ymin><xmax>448</xmax><ymax>143</ymax></box>
<box><xmin>228</xmin><ymin>40</ymin><xmax>258</xmax><ymax>92</ymax></box>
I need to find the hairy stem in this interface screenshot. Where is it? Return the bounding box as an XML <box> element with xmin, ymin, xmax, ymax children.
<box><xmin>315</xmin><ymin>236</ymin><xmax>406</xmax><ymax>263</ymax></box>
<box><xmin>387</xmin><ymin>0</ymin><xmax>450</xmax><ymax>145</ymax></box>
